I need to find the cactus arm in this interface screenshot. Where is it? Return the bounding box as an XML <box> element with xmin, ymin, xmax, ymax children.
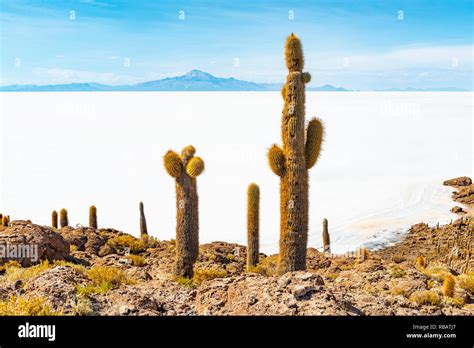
<box><xmin>304</xmin><ymin>117</ymin><xmax>324</xmax><ymax>169</ymax></box>
<box><xmin>186</xmin><ymin>157</ymin><xmax>205</xmax><ymax>177</ymax></box>
<box><xmin>267</xmin><ymin>144</ymin><xmax>286</xmax><ymax>177</ymax></box>
<box><xmin>164</xmin><ymin>150</ymin><xmax>183</xmax><ymax>178</ymax></box>
<box><xmin>302</xmin><ymin>72</ymin><xmax>311</xmax><ymax>84</ymax></box>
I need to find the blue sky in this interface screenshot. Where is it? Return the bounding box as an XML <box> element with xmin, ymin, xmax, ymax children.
<box><xmin>0</xmin><ymin>0</ymin><xmax>472</xmax><ymax>89</ymax></box>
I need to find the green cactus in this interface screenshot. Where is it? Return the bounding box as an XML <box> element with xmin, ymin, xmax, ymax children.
<box><xmin>164</xmin><ymin>145</ymin><xmax>205</xmax><ymax>278</ymax></box>
<box><xmin>52</xmin><ymin>210</ymin><xmax>58</xmax><ymax>229</ymax></box>
<box><xmin>139</xmin><ymin>201</ymin><xmax>148</xmax><ymax>236</ymax></box>
<box><xmin>60</xmin><ymin>208</ymin><xmax>68</xmax><ymax>228</ymax></box>
<box><xmin>267</xmin><ymin>33</ymin><xmax>324</xmax><ymax>273</ymax></box>
<box><xmin>247</xmin><ymin>183</ymin><xmax>260</xmax><ymax>270</ymax></box>
<box><xmin>322</xmin><ymin>218</ymin><xmax>330</xmax><ymax>254</ymax></box>
<box><xmin>89</xmin><ymin>205</ymin><xmax>97</xmax><ymax>229</ymax></box>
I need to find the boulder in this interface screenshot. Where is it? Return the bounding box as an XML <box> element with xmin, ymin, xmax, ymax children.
<box><xmin>443</xmin><ymin>176</ymin><xmax>472</xmax><ymax>187</ymax></box>
<box><xmin>0</xmin><ymin>221</ymin><xmax>69</xmax><ymax>266</ymax></box>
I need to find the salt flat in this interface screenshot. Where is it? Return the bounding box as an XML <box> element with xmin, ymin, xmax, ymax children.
<box><xmin>0</xmin><ymin>92</ymin><xmax>472</xmax><ymax>254</ymax></box>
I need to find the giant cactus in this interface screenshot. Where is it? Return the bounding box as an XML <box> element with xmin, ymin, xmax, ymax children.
<box><xmin>60</xmin><ymin>208</ymin><xmax>68</xmax><ymax>228</ymax></box>
<box><xmin>247</xmin><ymin>183</ymin><xmax>260</xmax><ymax>270</ymax></box>
<box><xmin>164</xmin><ymin>145</ymin><xmax>205</xmax><ymax>278</ymax></box>
<box><xmin>268</xmin><ymin>33</ymin><xmax>324</xmax><ymax>273</ymax></box>
<box><xmin>89</xmin><ymin>205</ymin><xmax>98</xmax><ymax>229</ymax></box>
<box><xmin>139</xmin><ymin>201</ymin><xmax>148</xmax><ymax>236</ymax></box>
<box><xmin>52</xmin><ymin>210</ymin><xmax>58</xmax><ymax>229</ymax></box>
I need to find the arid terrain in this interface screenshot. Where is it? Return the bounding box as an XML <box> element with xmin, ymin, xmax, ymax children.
<box><xmin>0</xmin><ymin>177</ymin><xmax>472</xmax><ymax>316</ymax></box>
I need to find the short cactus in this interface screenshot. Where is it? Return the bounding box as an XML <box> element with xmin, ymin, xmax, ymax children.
<box><xmin>267</xmin><ymin>33</ymin><xmax>325</xmax><ymax>273</ymax></box>
<box><xmin>52</xmin><ymin>210</ymin><xmax>58</xmax><ymax>229</ymax></box>
<box><xmin>139</xmin><ymin>201</ymin><xmax>148</xmax><ymax>236</ymax></box>
<box><xmin>60</xmin><ymin>208</ymin><xmax>68</xmax><ymax>228</ymax></box>
<box><xmin>247</xmin><ymin>183</ymin><xmax>260</xmax><ymax>270</ymax></box>
<box><xmin>164</xmin><ymin>145</ymin><xmax>205</xmax><ymax>278</ymax></box>
<box><xmin>442</xmin><ymin>274</ymin><xmax>455</xmax><ymax>297</ymax></box>
<box><xmin>416</xmin><ymin>255</ymin><xmax>426</xmax><ymax>269</ymax></box>
<box><xmin>322</xmin><ymin>218</ymin><xmax>330</xmax><ymax>254</ymax></box>
<box><xmin>89</xmin><ymin>205</ymin><xmax>97</xmax><ymax>229</ymax></box>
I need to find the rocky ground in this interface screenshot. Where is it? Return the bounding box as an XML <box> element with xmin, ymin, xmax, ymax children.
<box><xmin>0</xmin><ymin>177</ymin><xmax>472</xmax><ymax>316</ymax></box>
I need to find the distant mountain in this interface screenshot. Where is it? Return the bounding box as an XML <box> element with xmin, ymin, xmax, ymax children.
<box><xmin>376</xmin><ymin>87</ymin><xmax>469</xmax><ymax>92</ymax></box>
<box><xmin>1</xmin><ymin>71</ymin><xmax>468</xmax><ymax>92</ymax></box>
<box><xmin>0</xmin><ymin>70</ymin><xmax>347</xmax><ymax>92</ymax></box>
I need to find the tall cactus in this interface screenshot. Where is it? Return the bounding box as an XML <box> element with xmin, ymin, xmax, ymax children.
<box><xmin>164</xmin><ymin>145</ymin><xmax>205</xmax><ymax>278</ymax></box>
<box><xmin>89</xmin><ymin>205</ymin><xmax>97</xmax><ymax>229</ymax></box>
<box><xmin>52</xmin><ymin>210</ymin><xmax>58</xmax><ymax>229</ymax></box>
<box><xmin>322</xmin><ymin>218</ymin><xmax>330</xmax><ymax>254</ymax></box>
<box><xmin>139</xmin><ymin>201</ymin><xmax>148</xmax><ymax>236</ymax></box>
<box><xmin>268</xmin><ymin>33</ymin><xmax>324</xmax><ymax>273</ymax></box>
<box><xmin>247</xmin><ymin>183</ymin><xmax>260</xmax><ymax>270</ymax></box>
<box><xmin>60</xmin><ymin>208</ymin><xmax>68</xmax><ymax>228</ymax></box>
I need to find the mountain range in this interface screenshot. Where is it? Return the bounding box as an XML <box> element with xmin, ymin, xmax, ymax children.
<box><xmin>0</xmin><ymin>70</ymin><xmax>468</xmax><ymax>92</ymax></box>
<box><xmin>0</xmin><ymin>70</ymin><xmax>347</xmax><ymax>92</ymax></box>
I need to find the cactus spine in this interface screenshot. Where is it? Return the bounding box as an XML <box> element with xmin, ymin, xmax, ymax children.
<box><xmin>322</xmin><ymin>218</ymin><xmax>330</xmax><ymax>254</ymax></box>
<box><xmin>60</xmin><ymin>208</ymin><xmax>68</xmax><ymax>228</ymax></box>
<box><xmin>164</xmin><ymin>145</ymin><xmax>205</xmax><ymax>278</ymax></box>
<box><xmin>247</xmin><ymin>183</ymin><xmax>260</xmax><ymax>270</ymax></box>
<box><xmin>139</xmin><ymin>201</ymin><xmax>148</xmax><ymax>236</ymax></box>
<box><xmin>89</xmin><ymin>205</ymin><xmax>97</xmax><ymax>229</ymax></box>
<box><xmin>52</xmin><ymin>210</ymin><xmax>58</xmax><ymax>229</ymax></box>
<box><xmin>268</xmin><ymin>33</ymin><xmax>324</xmax><ymax>274</ymax></box>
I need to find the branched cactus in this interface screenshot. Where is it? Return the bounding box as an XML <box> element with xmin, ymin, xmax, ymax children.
<box><xmin>164</xmin><ymin>145</ymin><xmax>205</xmax><ymax>278</ymax></box>
<box><xmin>89</xmin><ymin>205</ymin><xmax>98</xmax><ymax>229</ymax></box>
<box><xmin>60</xmin><ymin>208</ymin><xmax>68</xmax><ymax>228</ymax></box>
<box><xmin>52</xmin><ymin>210</ymin><xmax>58</xmax><ymax>229</ymax></box>
<box><xmin>268</xmin><ymin>33</ymin><xmax>324</xmax><ymax>273</ymax></box>
<box><xmin>139</xmin><ymin>201</ymin><xmax>148</xmax><ymax>236</ymax></box>
<box><xmin>322</xmin><ymin>218</ymin><xmax>330</xmax><ymax>254</ymax></box>
<box><xmin>247</xmin><ymin>183</ymin><xmax>260</xmax><ymax>270</ymax></box>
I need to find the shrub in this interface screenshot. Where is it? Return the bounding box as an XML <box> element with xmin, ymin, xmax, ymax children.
<box><xmin>192</xmin><ymin>268</ymin><xmax>228</xmax><ymax>285</ymax></box>
<box><xmin>444</xmin><ymin>297</ymin><xmax>464</xmax><ymax>308</ymax></box>
<box><xmin>77</xmin><ymin>266</ymin><xmax>135</xmax><ymax>295</ymax></box>
<box><xmin>457</xmin><ymin>273</ymin><xmax>473</xmax><ymax>295</ymax></box>
<box><xmin>422</xmin><ymin>266</ymin><xmax>451</xmax><ymax>282</ymax></box>
<box><xmin>390</xmin><ymin>266</ymin><xmax>406</xmax><ymax>278</ymax></box>
<box><xmin>73</xmin><ymin>293</ymin><xmax>94</xmax><ymax>316</ymax></box>
<box><xmin>126</xmin><ymin>254</ymin><xmax>146</xmax><ymax>267</ymax></box>
<box><xmin>0</xmin><ymin>295</ymin><xmax>59</xmax><ymax>315</ymax></box>
<box><xmin>175</xmin><ymin>276</ymin><xmax>195</xmax><ymax>289</ymax></box>
<box><xmin>409</xmin><ymin>290</ymin><xmax>441</xmax><ymax>306</ymax></box>
<box><xmin>107</xmin><ymin>234</ymin><xmax>145</xmax><ymax>254</ymax></box>
<box><xmin>390</xmin><ymin>287</ymin><xmax>407</xmax><ymax>297</ymax></box>
<box><xmin>3</xmin><ymin>260</ymin><xmax>51</xmax><ymax>283</ymax></box>
<box><xmin>247</xmin><ymin>255</ymin><xmax>279</xmax><ymax>276</ymax></box>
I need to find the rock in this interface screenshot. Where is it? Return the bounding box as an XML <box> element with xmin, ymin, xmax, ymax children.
<box><xmin>292</xmin><ymin>285</ymin><xmax>314</xmax><ymax>300</ymax></box>
<box><xmin>23</xmin><ymin>266</ymin><xmax>88</xmax><ymax>312</ymax></box>
<box><xmin>443</xmin><ymin>177</ymin><xmax>472</xmax><ymax>187</ymax></box>
<box><xmin>452</xmin><ymin>185</ymin><xmax>474</xmax><ymax>205</ymax></box>
<box><xmin>0</xmin><ymin>221</ymin><xmax>70</xmax><ymax>266</ymax></box>
<box><xmin>450</xmin><ymin>206</ymin><xmax>465</xmax><ymax>214</ymax></box>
